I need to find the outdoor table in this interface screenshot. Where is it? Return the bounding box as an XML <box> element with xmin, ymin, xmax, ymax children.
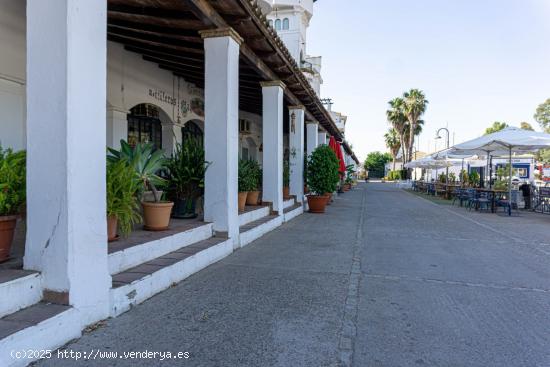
<box><xmin>475</xmin><ymin>188</ymin><xmax>507</xmax><ymax>213</ymax></box>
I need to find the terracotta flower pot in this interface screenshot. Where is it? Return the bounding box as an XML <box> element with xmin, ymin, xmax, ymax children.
<box><xmin>107</xmin><ymin>216</ymin><xmax>118</xmax><ymax>242</ymax></box>
<box><xmin>142</xmin><ymin>201</ymin><xmax>174</xmax><ymax>231</ymax></box>
<box><xmin>0</xmin><ymin>215</ymin><xmax>17</xmax><ymax>262</ymax></box>
<box><xmin>238</xmin><ymin>192</ymin><xmax>248</xmax><ymax>211</ymax></box>
<box><xmin>307</xmin><ymin>195</ymin><xmax>328</xmax><ymax>213</ymax></box>
<box><xmin>246</xmin><ymin>190</ymin><xmax>260</xmax><ymax>205</ymax></box>
<box><xmin>283</xmin><ymin>186</ymin><xmax>290</xmax><ymax>200</ymax></box>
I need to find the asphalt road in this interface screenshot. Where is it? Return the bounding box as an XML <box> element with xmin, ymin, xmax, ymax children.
<box><xmin>36</xmin><ymin>182</ymin><xmax>550</xmax><ymax>366</ymax></box>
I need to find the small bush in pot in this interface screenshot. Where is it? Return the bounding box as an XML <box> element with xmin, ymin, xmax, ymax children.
<box><xmin>238</xmin><ymin>159</ymin><xmax>256</xmax><ymax>211</ymax></box>
<box><xmin>166</xmin><ymin>137</ymin><xmax>210</xmax><ymax>219</ymax></box>
<box><xmin>306</xmin><ymin>145</ymin><xmax>339</xmax><ymax>213</ymax></box>
<box><xmin>106</xmin><ymin>160</ymin><xmax>142</xmax><ymax>241</ymax></box>
<box><xmin>245</xmin><ymin>160</ymin><xmax>262</xmax><ymax>205</ymax></box>
<box><xmin>108</xmin><ymin>140</ymin><xmax>172</xmax><ymax>231</ymax></box>
<box><xmin>283</xmin><ymin>160</ymin><xmax>291</xmax><ymax>199</ymax></box>
<box><xmin>0</xmin><ymin>147</ymin><xmax>25</xmax><ymax>262</ymax></box>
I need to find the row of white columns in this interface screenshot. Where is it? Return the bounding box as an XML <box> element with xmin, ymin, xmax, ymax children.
<box><xmin>24</xmin><ymin>2</ymin><xmax>327</xmax><ymax>328</ymax></box>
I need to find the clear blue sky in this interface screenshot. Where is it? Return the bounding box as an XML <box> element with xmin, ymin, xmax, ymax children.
<box><xmin>307</xmin><ymin>0</ymin><xmax>550</xmax><ymax>162</ymax></box>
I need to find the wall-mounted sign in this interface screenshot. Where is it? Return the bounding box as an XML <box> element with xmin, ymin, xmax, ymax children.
<box><xmin>148</xmin><ymin>88</ymin><xmax>177</xmax><ymax>106</ymax></box>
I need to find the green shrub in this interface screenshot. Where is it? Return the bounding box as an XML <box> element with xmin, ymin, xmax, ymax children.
<box><xmin>387</xmin><ymin>170</ymin><xmax>401</xmax><ymax>181</ymax></box>
<box><xmin>469</xmin><ymin>171</ymin><xmax>480</xmax><ymax>187</ymax></box>
<box><xmin>307</xmin><ymin>145</ymin><xmax>340</xmax><ymax>195</ymax></box>
<box><xmin>238</xmin><ymin>159</ymin><xmax>258</xmax><ymax>192</ymax></box>
<box><xmin>106</xmin><ymin>160</ymin><xmax>142</xmax><ymax>237</ymax></box>
<box><xmin>283</xmin><ymin>160</ymin><xmax>290</xmax><ymax>187</ymax></box>
<box><xmin>166</xmin><ymin>137</ymin><xmax>210</xmax><ymax>201</ymax></box>
<box><xmin>0</xmin><ymin>147</ymin><xmax>26</xmax><ymax>216</ymax></box>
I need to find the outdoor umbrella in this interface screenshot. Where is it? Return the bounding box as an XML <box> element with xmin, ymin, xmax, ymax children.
<box><xmin>432</xmin><ymin>148</ymin><xmax>479</xmax><ymax>184</ymax></box>
<box><xmin>451</xmin><ymin>127</ymin><xmax>550</xmax><ymax>214</ymax></box>
<box><xmin>328</xmin><ymin>136</ymin><xmax>346</xmax><ymax>177</ymax></box>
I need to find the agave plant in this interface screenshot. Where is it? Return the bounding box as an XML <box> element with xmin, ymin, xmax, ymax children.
<box><xmin>107</xmin><ymin>140</ymin><xmax>167</xmax><ymax>202</ymax></box>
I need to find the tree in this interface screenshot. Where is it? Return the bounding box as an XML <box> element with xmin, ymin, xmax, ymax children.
<box><xmin>520</xmin><ymin>122</ymin><xmax>534</xmax><ymax>131</ymax></box>
<box><xmin>364</xmin><ymin>151</ymin><xmax>392</xmax><ymax>178</ymax></box>
<box><xmin>386</xmin><ymin>98</ymin><xmax>408</xmax><ymax>163</ymax></box>
<box><xmin>403</xmin><ymin>89</ymin><xmax>428</xmax><ymax>165</ymax></box>
<box><xmin>534</xmin><ymin>98</ymin><xmax>550</xmax><ymax>132</ymax></box>
<box><xmin>384</xmin><ymin>128</ymin><xmax>401</xmax><ymax>172</ymax></box>
<box><xmin>484</xmin><ymin>121</ymin><xmax>508</xmax><ymax>135</ymax></box>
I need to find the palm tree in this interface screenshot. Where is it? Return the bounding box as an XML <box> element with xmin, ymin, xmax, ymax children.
<box><xmin>403</xmin><ymin>89</ymin><xmax>428</xmax><ymax>164</ymax></box>
<box><xmin>386</xmin><ymin>98</ymin><xmax>408</xmax><ymax>162</ymax></box>
<box><xmin>384</xmin><ymin>128</ymin><xmax>401</xmax><ymax>172</ymax></box>
<box><xmin>403</xmin><ymin>119</ymin><xmax>424</xmax><ymax>160</ymax></box>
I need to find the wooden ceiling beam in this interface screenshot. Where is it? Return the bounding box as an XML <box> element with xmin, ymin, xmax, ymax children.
<box><xmin>108</xmin><ymin>33</ymin><xmax>204</xmax><ymax>54</ymax></box>
<box><xmin>108</xmin><ymin>24</ymin><xmax>202</xmax><ymax>44</ymax></box>
<box><xmin>108</xmin><ymin>10</ymin><xmax>207</xmax><ymax>30</ymax></box>
<box><xmin>124</xmin><ymin>45</ymin><xmax>203</xmax><ymax>62</ymax></box>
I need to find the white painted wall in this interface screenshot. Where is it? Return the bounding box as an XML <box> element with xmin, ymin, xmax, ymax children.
<box><xmin>0</xmin><ymin>0</ymin><xmax>26</xmax><ymax>150</ymax></box>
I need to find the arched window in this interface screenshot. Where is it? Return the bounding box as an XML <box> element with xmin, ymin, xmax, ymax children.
<box><xmin>275</xmin><ymin>19</ymin><xmax>281</xmax><ymax>31</ymax></box>
<box><xmin>282</xmin><ymin>18</ymin><xmax>289</xmax><ymax>30</ymax></box>
<box><xmin>127</xmin><ymin>104</ymin><xmax>162</xmax><ymax>149</ymax></box>
<box><xmin>181</xmin><ymin>120</ymin><xmax>204</xmax><ymax>146</ymax></box>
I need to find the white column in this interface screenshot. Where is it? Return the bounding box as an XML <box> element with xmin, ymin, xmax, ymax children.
<box><xmin>306</xmin><ymin>122</ymin><xmax>319</xmax><ymax>156</ymax></box>
<box><xmin>288</xmin><ymin>106</ymin><xmax>305</xmax><ymax>202</ymax></box>
<box><xmin>200</xmin><ymin>28</ymin><xmax>242</xmax><ymax>245</ymax></box>
<box><xmin>318</xmin><ymin>131</ymin><xmax>327</xmax><ymax>146</ymax></box>
<box><xmin>25</xmin><ymin>0</ymin><xmax>109</xmax><ymax>324</ymax></box>
<box><xmin>261</xmin><ymin>81</ymin><xmax>285</xmax><ymax>214</ymax></box>
<box><xmin>106</xmin><ymin>107</ymin><xmax>128</xmax><ymax>149</ymax></box>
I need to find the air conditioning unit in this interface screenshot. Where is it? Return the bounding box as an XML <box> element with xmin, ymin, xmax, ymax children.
<box><xmin>239</xmin><ymin>119</ymin><xmax>251</xmax><ymax>135</ymax></box>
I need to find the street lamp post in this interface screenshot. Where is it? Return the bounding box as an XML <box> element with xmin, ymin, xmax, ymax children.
<box><xmin>435</xmin><ymin>127</ymin><xmax>450</xmax><ymax>185</ymax></box>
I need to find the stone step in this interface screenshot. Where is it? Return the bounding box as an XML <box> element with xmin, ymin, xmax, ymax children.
<box><xmin>238</xmin><ymin>205</ymin><xmax>271</xmax><ymax>227</ymax></box>
<box><xmin>110</xmin><ymin>235</ymin><xmax>232</xmax><ymax>317</ymax></box>
<box><xmin>283</xmin><ymin>203</ymin><xmax>303</xmax><ymax>223</ymax></box>
<box><xmin>0</xmin><ymin>270</ymin><xmax>42</xmax><ymax>319</ymax></box>
<box><xmin>108</xmin><ymin>220</ymin><xmax>214</xmax><ymax>275</ymax></box>
<box><xmin>239</xmin><ymin>214</ymin><xmax>283</xmax><ymax>248</ymax></box>
<box><xmin>283</xmin><ymin>198</ymin><xmax>295</xmax><ymax>209</ymax></box>
<box><xmin>0</xmin><ymin>302</ymin><xmax>81</xmax><ymax>367</ymax></box>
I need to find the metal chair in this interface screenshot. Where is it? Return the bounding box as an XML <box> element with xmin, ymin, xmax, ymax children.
<box><xmin>497</xmin><ymin>190</ymin><xmax>519</xmax><ymax>216</ymax></box>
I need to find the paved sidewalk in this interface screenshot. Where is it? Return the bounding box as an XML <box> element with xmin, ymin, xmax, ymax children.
<box><xmin>38</xmin><ymin>186</ymin><xmax>366</xmax><ymax>367</ymax></box>
<box><xmin>357</xmin><ymin>183</ymin><xmax>550</xmax><ymax>367</ymax></box>
<box><xmin>36</xmin><ymin>183</ymin><xmax>550</xmax><ymax>366</ymax></box>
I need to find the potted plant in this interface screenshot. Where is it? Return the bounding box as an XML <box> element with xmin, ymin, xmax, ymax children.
<box><xmin>238</xmin><ymin>159</ymin><xmax>254</xmax><ymax>211</ymax></box>
<box><xmin>166</xmin><ymin>137</ymin><xmax>210</xmax><ymax>219</ymax></box>
<box><xmin>0</xmin><ymin>147</ymin><xmax>25</xmax><ymax>262</ymax></box>
<box><xmin>283</xmin><ymin>160</ymin><xmax>291</xmax><ymax>199</ymax></box>
<box><xmin>303</xmin><ymin>154</ymin><xmax>309</xmax><ymax>194</ymax></box>
<box><xmin>469</xmin><ymin>171</ymin><xmax>480</xmax><ymax>188</ymax></box>
<box><xmin>344</xmin><ymin>164</ymin><xmax>354</xmax><ymax>191</ymax></box>
<box><xmin>306</xmin><ymin>145</ymin><xmax>340</xmax><ymax>213</ymax></box>
<box><xmin>245</xmin><ymin>160</ymin><xmax>262</xmax><ymax>205</ymax></box>
<box><xmin>106</xmin><ymin>160</ymin><xmax>142</xmax><ymax>241</ymax></box>
<box><xmin>108</xmin><ymin>140</ymin><xmax>172</xmax><ymax>231</ymax></box>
